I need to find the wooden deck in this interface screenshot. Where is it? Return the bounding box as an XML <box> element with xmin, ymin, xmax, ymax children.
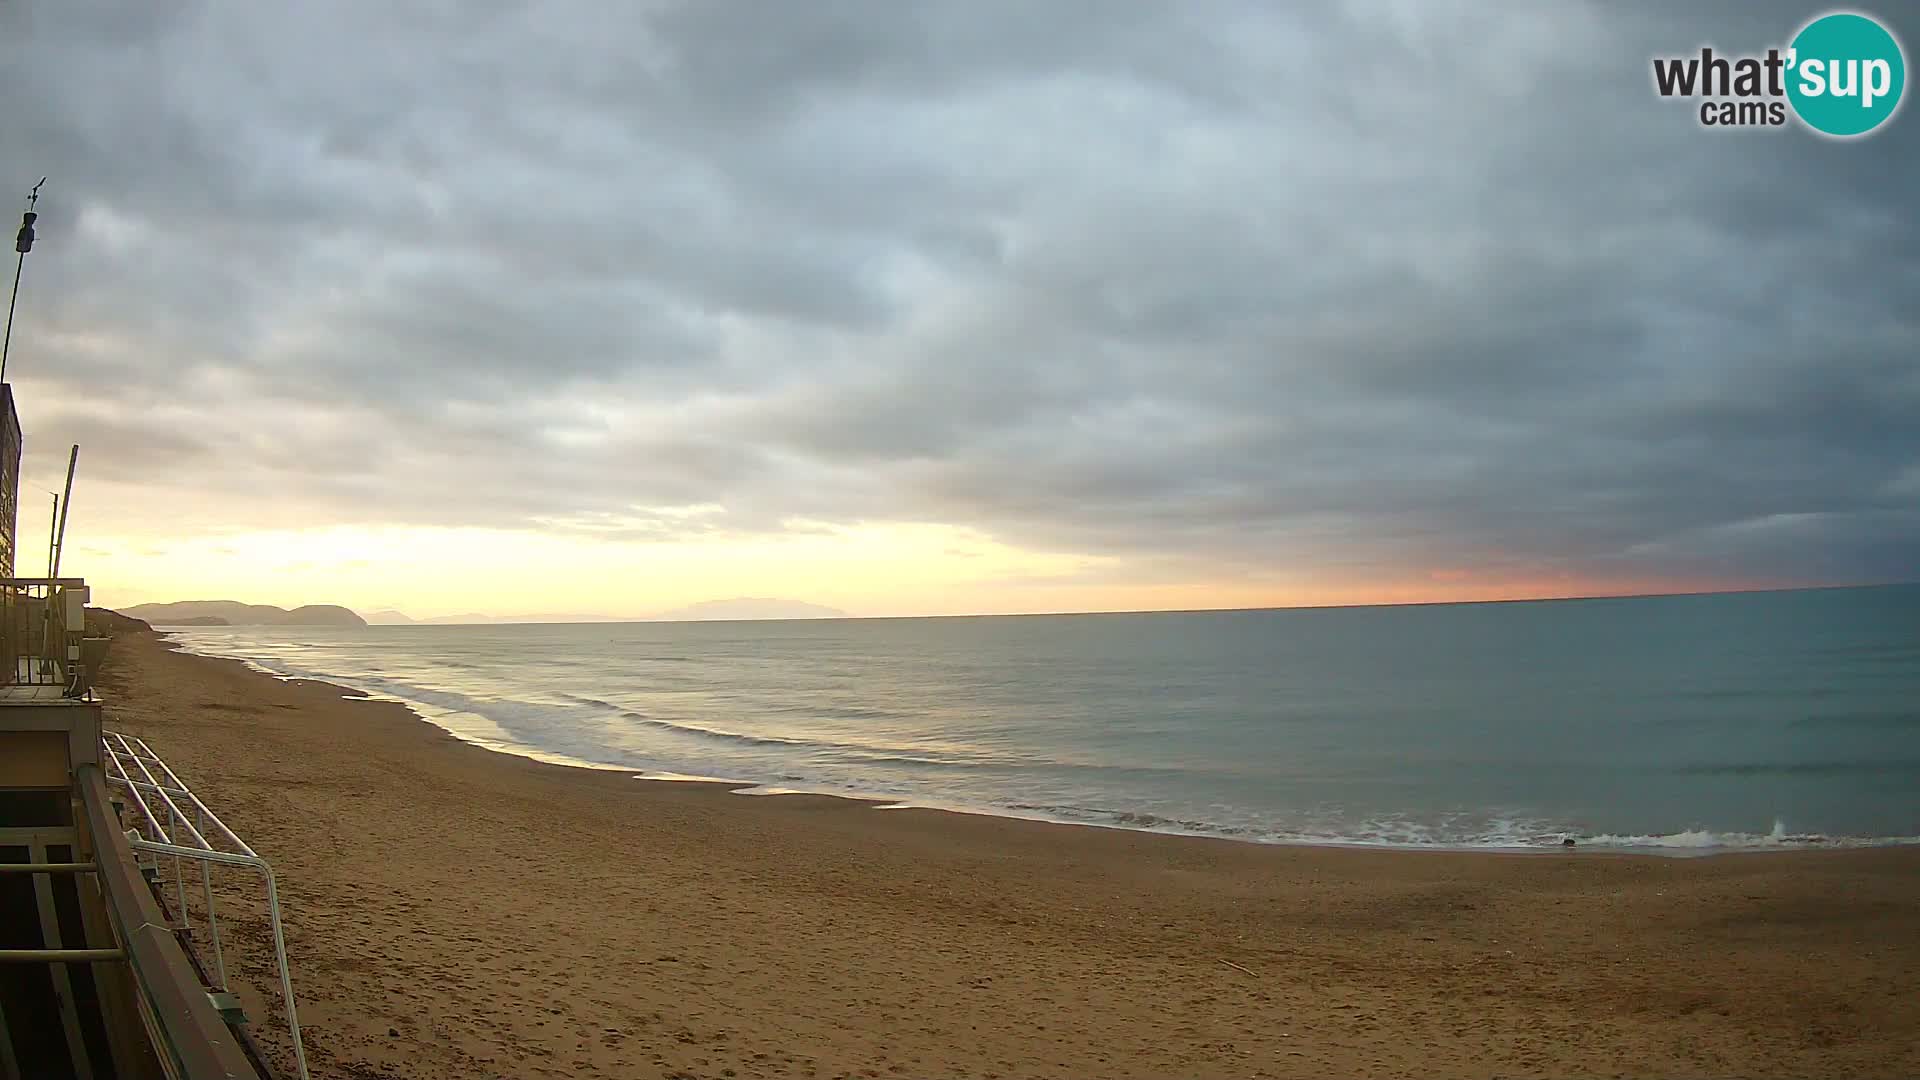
<box><xmin>0</xmin><ymin>683</ymin><xmax>84</xmax><ymax>705</ymax></box>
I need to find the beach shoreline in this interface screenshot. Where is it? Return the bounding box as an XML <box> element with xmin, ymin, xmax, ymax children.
<box><xmin>101</xmin><ymin>630</ymin><xmax>1920</xmax><ymax>1079</ymax></box>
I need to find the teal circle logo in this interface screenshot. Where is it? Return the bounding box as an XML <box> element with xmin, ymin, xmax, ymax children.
<box><xmin>1787</xmin><ymin>12</ymin><xmax>1906</xmax><ymax>136</ymax></box>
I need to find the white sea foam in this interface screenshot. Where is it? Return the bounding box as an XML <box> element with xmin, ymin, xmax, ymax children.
<box><xmin>1579</xmin><ymin>818</ymin><xmax>1920</xmax><ymax>853</ymax></box>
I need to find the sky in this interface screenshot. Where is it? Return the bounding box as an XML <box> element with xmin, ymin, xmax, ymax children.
<box><xmin>0</xmin><ymin>0</ymin><xmax>1914</xmax><ymax>620</ymax></box>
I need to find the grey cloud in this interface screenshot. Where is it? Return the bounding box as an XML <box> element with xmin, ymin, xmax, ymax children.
<box><xmin>0</xmin><ymin>0</ymin><xmax>1914</xmax><ymax>590</ymax></box>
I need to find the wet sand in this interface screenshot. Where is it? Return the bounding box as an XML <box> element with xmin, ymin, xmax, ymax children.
<box><xmin>99</xmin><ymin>631</ymin><xmax>1920</xmax><ymax>1079</ymax></box>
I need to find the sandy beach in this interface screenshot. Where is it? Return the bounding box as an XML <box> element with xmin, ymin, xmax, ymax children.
<box><xmin>96</xmin><ymin>630</ymin><xmax>1920</xmax><ymax>1080</ymax></box>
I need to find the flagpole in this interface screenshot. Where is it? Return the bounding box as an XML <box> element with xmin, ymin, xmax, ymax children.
<box><xmin>1</xmin><ymin>178</ymin><xmax>46</xmax><ymax>387</ymax></box>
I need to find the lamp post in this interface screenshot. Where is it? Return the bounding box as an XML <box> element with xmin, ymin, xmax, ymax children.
<box><xmin>2</xmin><ymin>178</ymin><xmax>47</xmax><ymax>387</ymax></box>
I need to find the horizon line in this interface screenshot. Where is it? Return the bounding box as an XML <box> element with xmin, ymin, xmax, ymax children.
<box><xmin>455</xmin><ymin>579</ymin><xmax>1918</xmax><ymax>624</ymax></box>
<box><xmin>123</xmin><ymin>579</ymin><xmax>1915</xmax><ymax>626</ymax></box>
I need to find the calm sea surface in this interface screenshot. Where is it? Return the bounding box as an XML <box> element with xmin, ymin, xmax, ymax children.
<box><xmin>169</xmin><ymin>585</ymin><xmax>1920</xmax><ymax>853</ymax></box>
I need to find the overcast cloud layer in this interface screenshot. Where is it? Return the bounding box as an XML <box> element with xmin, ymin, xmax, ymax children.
<box><xmin>1</xmin><ymin>0</ymin><xmax>1914</xmax><ymax>593</ymax></box>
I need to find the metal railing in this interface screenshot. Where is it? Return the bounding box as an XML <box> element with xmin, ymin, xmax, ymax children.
<box><xmin>0</xmin><ymin>576</ymin><xmax>93</xmax><ymax>694</ymax></box>
<box><xmin>102</xmin><ymin>730</ymin><xmax>309</xmax><ymax>1080</ymax></box>
<box><xmin>75</xmin><ymin>766</ymin><xmax>263</xmax><ymax>1080</ymax></box>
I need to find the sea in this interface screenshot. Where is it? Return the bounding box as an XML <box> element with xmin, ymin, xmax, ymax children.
<box><xmin>166</xmin><ymin>584</ymin><xmax>1920</xmax><ymax>855</ymax></box>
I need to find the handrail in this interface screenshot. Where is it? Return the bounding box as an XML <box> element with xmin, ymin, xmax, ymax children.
<box><xmin>76</xmin><ymin>764</ymin><xmax>259</xmax><ymax>1080</ymax></box>
<box><xmin>102</xmin><ymin>731</ymin><xmax>309</xmax><ymax>1080</ymax></box>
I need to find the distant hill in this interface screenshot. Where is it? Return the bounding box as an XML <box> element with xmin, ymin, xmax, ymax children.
<box><xmin>169</xmin><ymin>615</ymin><xmax>230</xmax><ymax>626</ymax></box>
<box><xmin>122</xmin><ymin>600</ymin><xmax>368</xmax><ymax>627</ymax></box>
<box><xmin>650</xmin><ymin>598</ymin><xmax>847</xmax><ymax>622</ymax></box>
<box><xmin>385</xmin><ymin>611</ymin><xmax>628</xmax><ymax>624</ymax></box>
<box><xmin>84</xmin><ymin>607</ymin><xmax>153</xmax><ymax>637</ymax></box>
<box><xmin>266</xmin><ymin>600</ymin><xmax>847</xmax><ymax>626</ymax></box>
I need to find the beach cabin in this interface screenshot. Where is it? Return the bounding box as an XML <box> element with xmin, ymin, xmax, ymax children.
<box><xmin>0</xmin><ymin>381</ymin><xmax>292</xmax><ymax>1079</ymax></box>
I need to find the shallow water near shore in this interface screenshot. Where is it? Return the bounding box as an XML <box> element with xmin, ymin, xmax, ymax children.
<box><xmin>166</xmin><ymin>584</ymin><xmax>1920</xmax><ymax>853</ymax></box>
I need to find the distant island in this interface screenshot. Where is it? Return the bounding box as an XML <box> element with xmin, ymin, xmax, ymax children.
<box><xmin>121</xmin><ymin>601</ymin><xmax>368</xmax><ymax>627</ymax></box>
<box><xmin>650</xmin><ymin>598</ymin><xmax>848</xmax><ymax>621</ymax></box>
<box><xmin>366</xmin><ymin>611</ymin><xmax>631</xmax><ymax>625</ymax></box>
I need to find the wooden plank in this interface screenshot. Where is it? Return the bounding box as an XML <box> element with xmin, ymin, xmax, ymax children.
<box><xmin>0</xmin><ymin>993</ymin><xmax>20</xmax><ymax>1080</ymax></box>
<box><xmin>0</xmin><ymin>828</ymin><xmax>73</xmax><ymax>846</ymax></box>
<box><xmin>29</xmin><ymin>839</ymin><xmax>95</xmax><ymax>1079</ymax></box>
<box><xmin>0</xmin><ymin>949</ymin><xmax>122</xmax><ymax>963</ymax></box>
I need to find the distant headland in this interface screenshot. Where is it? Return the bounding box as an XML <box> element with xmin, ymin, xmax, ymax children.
<box><xmin>118</xmin><ymin>597</ymin><xmax>849</xmax><ymax>627</ymax></box>
<box><xmin>120</xmin><ymin>601</ymin><xmax>368</xmax><ymax>627</ymax></box>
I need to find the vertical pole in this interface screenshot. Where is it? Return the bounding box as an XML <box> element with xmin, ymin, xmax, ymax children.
<box><xmin>47</xmin><ymin>446</ymin><xmax>77</xmax><ymax>684</ymax></box>
<box><xmin>260</xmin><ymin>865</ymin><xmax>309</xmax><ymax>1079</ymax></box>
<box><xmin>171</xmin><ymin>802</ymin><xmax>188</xmax><ymax>933</ymax></box>
<box><xmin>51</xmin><ymin>444</ymin><xmax>76</xmax><ymax>578</ymax></box>
<box><xmin>38</xmin><ymin>495</ymin><xmax>55</xmax><ymax>679</ymax></box>
<box><xmin>0</xmin><ymin>250</ymin><xmax>23</xmax><ymax>386</ymax></box>
<box><xmin>196</xmin><ymin>802</ymin><xmax>226</xmax><ymax>988</ymax></box>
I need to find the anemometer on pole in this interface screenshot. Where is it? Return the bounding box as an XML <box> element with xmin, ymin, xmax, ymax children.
<box><xmin>0</xmin><ymin>180</ymin><xmax>78</xmax><ymax>590</ymax></box>
<box><xmin>2</xmin><ymin>177</ymin><xmax>46</xmax><ymax>387</ymax></box>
